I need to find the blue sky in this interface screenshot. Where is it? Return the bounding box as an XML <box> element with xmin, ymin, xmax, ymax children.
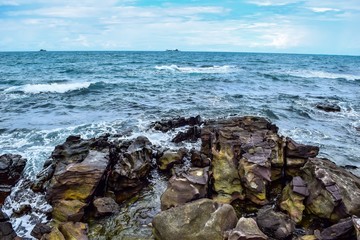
<box><xmin>0</xmin><ymin>0</ymin><xmax>359</xmax><ymax>55</ymax></box>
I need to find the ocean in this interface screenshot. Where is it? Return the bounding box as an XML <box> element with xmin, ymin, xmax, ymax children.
<box><xmin>0</xmin><ymin>51</ymin><xmax>360</xmax><ymax>237</ymax></box>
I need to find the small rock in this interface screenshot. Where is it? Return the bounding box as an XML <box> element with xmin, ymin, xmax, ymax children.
<box><xmin>93</xmin><ymin>197</ymin><xmax>119</xmax><ymax>217</ymax></box>
<box><xmin>256</xmin><ymin>205</ymin><xmax>295</xmax><ymax>240</ymax></box>
<box><xmin>316</xmin><ymin>103</ymin><xmax>341</xmax><ymax>112</ymax></box>
<box><xmin>157</xmin><ymin>148</ymin><xmax>186</xmax><ymax>171</ymax></box>
<box><xmin>171</xmin><ymin>126</ymin><xmax>201</xmax><ymax>143</ymax></box>
<box><xmin>42</xmin><ymin>226</ymin><xmax>65</xmax><ymax>240</ymax></box>
<box><xmin>228</xmin><ymin>217</ymin><xmax>268</xmax><ymax>240</ymax></box>
<box><xmin>0</xmin><ymin>222</ymin><xmax>18</xmax><ymax>240</ymax></box>
<box><xmin>31</xmin><ymin>223</ymin><xmax>52</xmax><ymax>239</ymax></box>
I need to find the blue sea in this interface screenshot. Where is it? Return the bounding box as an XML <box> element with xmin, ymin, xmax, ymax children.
<box><xmin>0</xmin><ymin>51</ymin><xmax>360</xmax><ymax>176</ymax></box>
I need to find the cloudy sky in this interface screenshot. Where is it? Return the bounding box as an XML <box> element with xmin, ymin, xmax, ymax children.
<box><xmin>0</xmin><ymin>0</ymin><xmax>359</xmax><ymax>55</ymax></box>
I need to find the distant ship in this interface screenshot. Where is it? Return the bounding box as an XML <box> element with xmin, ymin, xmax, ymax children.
<box><xmin>166</xmin><ymin>49</ymin><xmax>179</xmax><ymax>52</ymax></box>
<box><xmin>39</xmin><ymin>49</ymin><xmax>47</xmax><ymax>52</ymax></box>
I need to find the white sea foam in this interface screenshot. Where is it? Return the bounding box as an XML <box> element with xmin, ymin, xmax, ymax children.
<box><xmin>288</xmin><ymin>70</ymin><xmax>360</xmax><ymax>81</ymax></box>
<box><xmin>4</xmin><ymin>82</ymin><xmax>91</xmax><ymax>94</ymax></box>
<box><xmin>155</xmin><ymin>64</ymin><xmax>236</xmax><ymax>74</ymax></box>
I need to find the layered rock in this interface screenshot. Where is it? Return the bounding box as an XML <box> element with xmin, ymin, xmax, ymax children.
<box><xmin>0</xmin><ymin>154</ymin><xmax>27</xmax><ymax>204</ymax></box>
<box><xmin>156</xmin><ymin>148</ymin><xmax>186</xmax><ymax>172</ymax></box>
<box><xmin>93</xmin><ymin>197</ymin><xmax>119</xmax><ymax>217</ymax></box>
<box><xmin>153</xmin><ymin>198</ymin><xmax>238</xmax><ymax>240</ymax></box>
<box><xmin>228</xmin><ymin>217</ymin><xmax>268</xmax><ymax>240</ymax></box>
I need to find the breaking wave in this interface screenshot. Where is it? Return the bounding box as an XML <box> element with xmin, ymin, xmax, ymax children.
<box><xmin>155</xmin><ymin>64</ymin><xmax>236</xmax><ymax>74</ymax></box>
<box><xmin>4</xmin><ymin>82</ymin><xmax>92</xmax><ymax>94</ymax></box>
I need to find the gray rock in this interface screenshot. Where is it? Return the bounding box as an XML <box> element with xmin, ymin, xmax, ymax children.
<box><xmin>31</xmin><ymin>223</ymin><xmax>52</xmax><ymax>239</ymax></box>
<box><xmin>153</xmin><ymin>198</ymin><xmax>238</xmax><ymax>240</ymax></box>
<box><xmin>319</xmin><ymin>217</ymin><xmax>356</xmax><ymax>240</ymax></box>
<box><xmin>93</xmin><ymin>197</ymin><xmax>119</xmax><ymax>217</ymax></box>
<box><xmin>286</xmin><ymin>137</ymin><xmax>319</xmax><ymax>159</ymax></box>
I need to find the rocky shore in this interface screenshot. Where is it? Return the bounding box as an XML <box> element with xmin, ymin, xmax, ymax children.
<box><xmin>1</xmin><ymin>116</ymin><xmax>360</xmax><ymax>240</ymax></box>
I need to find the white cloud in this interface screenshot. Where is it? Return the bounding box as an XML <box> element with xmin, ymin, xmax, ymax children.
<box><xmin>309</xmin><ymin>7</ymin><xmax>340</xmax><ymax>13</ymax></box>
<box><xmin>0</xmin><ymin>0</ymin><xmax>19</xmax><ymax>6</ymax></box>
<box><xmin>247</xmin><ymin>0</ymin><xmax>298</xmax><ymax>6</ymax></box>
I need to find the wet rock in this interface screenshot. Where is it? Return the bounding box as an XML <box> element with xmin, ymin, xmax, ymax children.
<box><xmin>190</xmin><ymin>149</ymin><xmax>210</xmax><ymax>167</ymax></box>
<box><xmin>157</xmin><ymin>148</ymin><xmax>186</xmax><ymax>171</ymax></box>
<box><xmin>52</xmin><ymin>199</ymin><xmax>86</xmax><ymax>222</ymax></box>
<box><xmin>93</xmin><ymin>197</ymin><xmax>119</xmax><ymax>217</ymax></box>
<box><xmin>152</xmin><ymin>115</ymin><xmax>202</xmax><ymax>132</ymax></box>
<box><xmin>108</xmin><ymin>136</ymin><xmax>152</xmax><ymax>199</ymax></box>
<box><xmin>153</xmin><ymin>198</ymin><xmax>238</xmax><ymax>240</ymax></box>
<box><xmin>316</xmin><ymin>102</ymin><xmax>341</xmax><ymax>112</ymax></box>
<box><xmin>0</xmin><ymin>209</ymin><xmax>18</xmax><ymax>240</ymax></box>
<box><xmin>0</xmin><ymin>154</ymin><xmax>27</xmax><ymax>203</ymax></box>
<box><xmin>42</xmin><ymin>226</ymin><xmax>65</xmax><ymax>240</ymax></box>
<box><xmin>228</xmin><ymin>217</ymin><xmax>268</xmax><ymax>240</ymax></box>
<box><xmin>280</xmin><ymin>177</ymin><xmax>309</xmax><ymax>223</ymax></box>
<box><xmin>256</xmin><ymin>205</ymin><xmax>295</xmax><ymax>240</ymax></box>
<box><xmin>171</xmin><ymin>125</ymin><xmax>201</xmax><ymax>143</ymax></box>
<box><xmin>318</xmin><ymin>217</ymin><xmax>356</xmax><ymax>240</ymax></box>
<box><xmin>301</xmin><ymin>158</ymin><xmax>360</xmax><ymax>221</ymax></box>
<box><xmin>286</xmin><ymin>138</ymin><xmax>319</xmax><ymax>159</ymax></box>
<box><xmin>59</xmin><ymin>222</ymin><xmax>88</xmax><ymax>240</ymax></box>
<box><xmin>160</xmin><ymin>167</ymin><xmax>209</xmax><ymax>210</ymax></box>
<box><xmin>31</xmin><ymin>223</ymin><xmax>52</xmax><ymax>239</ymax></box>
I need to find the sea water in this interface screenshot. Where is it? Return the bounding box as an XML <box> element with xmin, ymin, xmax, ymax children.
<box><xmin>1</xmin><ymin>51</ymin><xmax>360</xmax><ymax>237</ymax></box>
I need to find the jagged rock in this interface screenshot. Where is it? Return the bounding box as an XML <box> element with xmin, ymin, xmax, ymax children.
<box><xmin>316</xmin><ymin>103</ymin><xmax>341</xmax><ymax>112</ymax></box>
<box><xmin>108</xmin><ymin>136</ymin><xmax>152</xmax><ymax>198</ymax></box>
<box><xmin>286</xmin><ymin>138</ymin><xmax>319</xmax><ymax>159</ymax></box>
<box><xmin>153</xmin><ymin>198</ymin><xmax>238</xmax><ymax>240</ymax></box>
<box><xmin>256</xmin><ymin>206</ymin><xmax>295</xmax><ymax>240</ymax></box>
<box><xmin>353</xmin><ymin>216</ymin><xmax>360</xmax><ymax>240</ymax></box>
<box><xmin>52</xmin><ymin>199</ymin><xmax>86</xmax><ymax>222</ymax></box>
<box><xmin>301</xmin><ymin>158</ymin><xmax>360</xmax><ymax>221</ymax></box>
<box><xmin>190</xmin><ymin>149</ymin><xmax>210</xmax><ymax>167</ymax></box>
<box><xmin>59</xmin><ymin>222</ymin><xmax>88</xmax><ymax>240</ymax></box>
<box><xmin>171</xmin><ymin>125</ymin><xmax>201</xmax><ymax>143</ymax></box>
<box><xmin>152</xmin><ymin>115</ymin><xmax>202</xmax><ymax>132</ymax></box>
<box><xmin>157</xmin><ymin>148</ymin><xmax>186</xmax><ymax>171</ymax></box>
<box><xmin>286</xmin><ymin>157</ymin><xmax>308</xmax><ymax>177</ymax></box>
<box><xmin>42</xmin><ymin>226</ymin><xmax>65</xmax><ymax>240</ymax></box>
<box><xmin>318</xmin><ymin>217</ymin><xmax>356</xmax><ymax>240</ymax></box>
<box><xmin>160</xmin><ymin>167</ymin><xmax>209</xmax><ymax>210</ymax></box>
<box><xmin>0</xmin><ymin>154</ymin><xmax>27</xmax><ymax>203</ymax></box>
<box><xmin>31</xmin><ymin>223</ymin><xmax>52</xmax><ymax>239</ymax></box>
<box><xmin>228</xmin><ymin>217</ymin><xmax>268</xmax><ymax>240</ymax></box>
<box><xmin>280</xmin><ymin>177</ymin><xmax>309</xmax><ymax>223</ymax></box>
<box><xmin>201</xmin><ymin>116</ymin><xmax>282</xmax><ymax>204</ymax></box>
<box><xmin>93</xmin><ymin>197</ymin><xmax>119</xmax><ymax>217</ymax></box>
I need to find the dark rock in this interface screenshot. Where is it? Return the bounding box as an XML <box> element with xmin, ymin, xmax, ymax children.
<box><xmin>319</xmin><ymin>217</ymin><xmax>356</xmax><ymax>240</ymax></box>
<box><xmin>316</xmin><ymin>103</ymin><xmax>341</xmax><ymax>112</ymax></box>
<box><xmin>171</xmin><ymin>126</ymin><xmax>201</xmax><ymax>143</ymax></box>
<box><xmin>0</xmin><ymin>222</ymin><xmax>18</xmax><ymax>240</ymax></box>
<box><xmin>160</xmin><ymin>167</ymin><xmax>209</xmax><ymax>210</ymax></box>
<box><xmin>93</xmin><ymin>197</ymin><xmax>119</xmax><ymax>217</ymax></box>
<box><xmin>301</xmin><ymin>158</ymin><xmax>360</xmax><ymax>221</ymax></box>
<box><xmin>153</xmin><ymin>198</ymin><xmax>238</xmax><ymax>240</ymax></box>
<box><xmin>286</xmin><ymin>137</ymin><xmax>319</xmax><ymax>159</ymax></box>
<box><xmin>0</xmin><ymin>209</ymin><xmax>9</xmax><ymax>221</ymax></box>
<box><xmin>0</xmin><ymin>154</ymin><xmax>27</xmax><ymax>203</ymax></box>
<box><xmin>30</xmin><ymin>223</ymin><xmax>52</xmax><ymax>239</ymax></box>
<box><xmin>190</xmin><ymin>149</ymin><xmax>210</xmax><ymax>167</ymax></box>
<box><xmin>228</xmin><ymin>217</ymin><xmax>268</xmax><ymax>240</ymax></box>
<box><xmin>256</xmin><ymin>205</ymin><xmax>295</xmax><ymax>239</ymax></box>
<box><xmin>156</xmin><ymin>148</ymin><xmax>186</xmax><ymax>171</ymax></box>
<box><xmin>292</xmin><ymin>176</ymin><xmax>309</xmax><ymax>197</ymax></box>
<box><xmin>152</xmin><ymin>115</ymin><xmax>202</xmax><ymax>132</ymax></box>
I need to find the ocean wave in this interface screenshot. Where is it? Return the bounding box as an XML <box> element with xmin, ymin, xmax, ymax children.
<box><xmin>287</xmin><ymin>70</ymin><xmax>360</xmax><ymax>81</ymax></box>
<box><xmin>155</xmin><ymin>64</ymin><xmax>236</xmax><ymax>74</ymax></box>
<box><xmin>4</xmin><ymin>82</ymin><xmax>92</xmax><ymax>94</ymax></box>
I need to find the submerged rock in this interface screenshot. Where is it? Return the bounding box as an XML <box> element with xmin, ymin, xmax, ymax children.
<box><xmin>228</xmin><ymin>217</ymin><xmax>268</xmax><ymax>240</ymax></box>
<box><xmin>316</xmin><ymin>102</ymin><xmax>341</xmax><ymax>112</ymax></box>
<box><xmin>0</xmin><ymin>154</ymin><xmax>27</xmax><ymax>204</ymax></box>
<box><xmin>153</xmin><ymin>198</ymin><xmax>238</xmax><ymax>240</ymax></box>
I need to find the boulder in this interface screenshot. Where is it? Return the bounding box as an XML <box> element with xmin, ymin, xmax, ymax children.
<box><xmin>0</xmin><ymin>154</ymin><xmax>27</xmax><ymax>203</ymax></box>
<box><xmin>31</xmin><ymin>223</ymin><xmax>52</xmax><ymax>239</ymax></box>
<box><xmin>160</xmin><ymin>167</ymin><xmax>209</xmax><ymax>210</ymax></box>
<box><xmin>228</xmin><ymin>217</ymin><xmax>268</xmax><ymax>240</ymax></box>
<box><xmin>317</xmin><ymin>217</ymin><xmax>356</xmax><ymax>240</ymax></box>
<box><xmin>301</xmin><ymin>158</ymin><xmax>360</xmax><ymax>221</ymax></box>
<box><xmin>108</xmin><ymin>136</ymin><xmax>153</xmax><ymax>202</ymax></box>
<box><xmin>256</xmin><ymin>206</ymin><xmax>295</xmax><ymax>240</ymax></box>
<box><xmin>280</xmin><ymin>176</ymin><xmax>309</xmax><ymax>223</ymax></box>
<box><xmin>156</xmin><ymin>148</ymin><xmax>186</xmax><ymax>172</ymax></box>
<box><xmin>316</xmin><ymin>102</ymin><xmax>341</xmax><ymax>112</ymax></box>
<box><xmin>59</xmin><ymin>222</ymin><xmax>88</xmax><ymax>240</ymax></box>
<box><xmin>93</xmin><ymin>197</ymin><xmax>119</xmax><ymax>217</ymax></box>
<box><xmin>153</xmin><ymin>198</ymin><xmax>238</xmax><ymax>240</ymax></box>
<box><xmin>286</xmin><ymin>138</ymin><xmax>319</xmax><ymax>159</ymax></box>
<box><xmin>52</xmin><ymin>199</ymin><xmax>86</xmax><ymax>222</ymax></box>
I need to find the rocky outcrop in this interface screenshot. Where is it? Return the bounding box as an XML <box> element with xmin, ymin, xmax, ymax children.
<box><xmin>228</xmin><ymin>217</ymin><xmax>268</xmax><ymax>240</ymax></box>
<box><xmin>153</xmin><ymin>198</ymin><xmax>238</xmax><ymax>240</ymax></box>
<box><xmin>152</xmin><ymin>116</ymin><xmax>202</xmax><ymax>132</ymax></box>
<box><xmin>0</xmin><ymin>154</ymin><xmax>27</xmax><ymax>204</ymax></box>
<box><xmin>160</xmin><ymin>167</ymin><xmax>209</xmax><ymax>210</ymax></box>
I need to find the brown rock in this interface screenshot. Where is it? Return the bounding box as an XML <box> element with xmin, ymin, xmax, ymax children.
<box><xmin>52</xmin><ymin>199</ymin><xmax>86</xmax><ymax>222</ymax></box>
<box><xmin>157</xmin><ymin>149</ymin><xmax>186</xmax><ymax>171</ymax></box>
<box><xmin>31</xmin><ymin>223</ymin><xmax>52</xmax><ymax>239</ymax></box>
<box><xmin>59</xmin><ymin>222</ymin><xmax>88</xmax><ymax>240</ymax></box>
<box><xmin>286</xmin><ymin>138</ymin><xmax>319</xmax><ymax>159</ymax></box>
<box><xmin>228</xmin><ymin>217</ymin><xmax>268</xmax><ymax>240</ymax></box>
<box><xmin>93</xmin><ymin>197</ymin><xmax>119</xmax><ymax>217</ymax></box>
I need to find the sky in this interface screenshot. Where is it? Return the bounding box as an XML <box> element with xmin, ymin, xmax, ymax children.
<box><xmin>0</xmin><ymin>0</ymin><xmax>359</xmax><ymax>55</ymax></box>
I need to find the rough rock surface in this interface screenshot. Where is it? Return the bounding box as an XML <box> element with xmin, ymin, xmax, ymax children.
<box><xmin>0</xmin><ymin>154</ymin><xmax>27</xmax><ymax>203</ymax></box>
<box><xmin>256</xmin><ymin>206</ymin><xmax>295</xmax><ymax>240</ymax></box>
<box><xmin>316</xmin><ymin>102</ymin><xmax>341</xmax><ymax>112</ymax></box>
<box><xmin>160</xmin><ymin>167</ymin><xmax>209</xmax><ymax>210</ymax></box>
<box><xmin>59</xmin><ymin>222</ymin><xmax>88</xmax><ymax>240</ymax></box>
<box><xmin>190</xmin><ymin>149</ymin><xmax>210</xmax><ymax>167</ymax></box>
<box><xmin>93</xmin><ymin>197</ymin><xmax>119</xmax><ymax>217</ymax></box>
<box><xmin>157</xmin><ymin>148</ymin><xmax>186</xmax><ymax>172</ymax></box>
<box><xmin>317</xmin><ymin>217</ymin><xmax>356</xmax><ymax>240</ymax></box>
<box><xmin>152</xmin><ymin>115</ymin><xmax>202</xmax><ymax>132</ymax></box>
<box><xmin>153</xmin><ymin>198</ymin><xmax>238</xmax><ymax>240</ymax></box>
<box><xmin>228</xmin><ymin>217</ymin><xmax>268</xmax><ymax>240</ymax></box>
<box><xmin>30</xmin><ymin>223</ymin><xmax>52</xmax><ymax>239</ymax></box>
<box><xmin>0</xmin><ymin>209</ymin><xmax>18</xmax><ymax>240</ymax></box>
<box><xmin>301</xmin><ymin>158</ymin><xmax>360</xmax><ymax>221</ymax></box>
